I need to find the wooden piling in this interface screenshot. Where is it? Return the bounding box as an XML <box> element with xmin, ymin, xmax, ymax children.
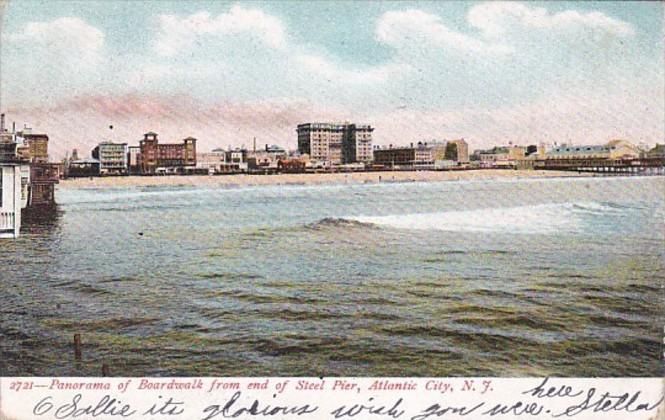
<box><xmin>73</xmin><ymin>333</ymin><xmax>82</xmax><ymax>359</ymax></box>
<box><xmin>102</xmin><ymin>363</ymin><xmax>110</xmax><ymax>377</ymax></box>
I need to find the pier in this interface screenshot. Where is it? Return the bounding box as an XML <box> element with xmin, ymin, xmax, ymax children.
<box><xmin>534</xmin><ymin>157</ymin><xmax>665</xmax><ymax>175</ymax></box>
<box><xmin>0</xmin><ymin>163</ymin><xmax>23</xmax><ymax>238</ymax></box>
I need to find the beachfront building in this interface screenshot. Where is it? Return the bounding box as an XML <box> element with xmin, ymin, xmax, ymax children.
<box><xmin>475</xmin><ymin>145</ymin><xmax>526</xmax><ymax>167</ymax></box>
<box><xmin>138</xmin><ymin>132</ymin><xmax>197</xmax><ymax>175</ymax></box>
<box><xmin>445</xmin><ymin>139</ymin><xmax>470</xmax><ymax>163</ymax></box>
<box><xmin>341</xmin><ymin>125</ymin><xmax>374</xmax><ymax>164</ymax></box>
<box><xmin>647</xmin><ymin>144</ymin><xmax>665</xmax><ymax>158</ymax></box>
<box><xmin>297</xmin><ymin>122</ymin><xmax>373</xmax><ymax>166</ymax></box>
<box><xmin>247</xmin><ymin>144</ymin><xmax>287</xmax><ymax>170</ymax></box>
<box><xmin>68</xmin><ymin>158</ymin><xmax>101</xmax><ymax>177</ymax></box>
<box><xmin>127</xmin><ymin>146</ymin><xmax>141</xmax><ymax>175</ymax></box>
<box><xmin>196</xmin><ymin>149</ymin><xmax>228</xmax><ymax>174</ymax></box>
<box><xmin>373</xmin><ymin>141</ymin><xmax>448</xmax><ymax>168</ymax></box>
<box><xmin>545</xmin><ymin>140</ymin><xmax>640</xmax><ymax>160</ymax></box>
<box><xmin>92</xmin><ymin>142</ymin><xmax>128</xmax><ymax>175</ymax></box>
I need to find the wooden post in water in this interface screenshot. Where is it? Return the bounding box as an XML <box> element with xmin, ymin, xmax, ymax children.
<box><xmin>102</xmin><ymin>363</ymin><xmax>110</xmax><ymax>377</ymax></box>
<box><xmin>73</xmin><ymin>333</ymin><xmax>82</xmax><ymax>360</ymax></box>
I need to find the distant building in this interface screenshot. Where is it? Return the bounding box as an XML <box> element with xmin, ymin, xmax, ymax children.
<box><xmin>297</xmin><ymin>122</ymin><xmax>373</xmax><ymax>165</ymax></box>
<box><xmin>247</xmin><ymin>144</ymin><xmax>287</xmax><ymax>170</ymax></box>
<box><xmin>138</xmin><ymin>132</ymin><xmax>196</xmax><ymax>175</ymax></box>
<box><xmin>68</xmin><ymin>158</ymin><xmax>100</xmax><ymax>177</ymax></box>
<box><xmin>647</xmin><ymin>144</ymin><xmax>665</xmax><ymax>158</ymax></box>
<box><xmin>92</xmin><ymin>142</ymin><xmax>128</xmax><ymax>175</ymax></box>
<box><xmin>476</xmin><ymin>145</ymin><xmax>526</xmax><ymax>167</ymax></box>
<box><xmin>127</xmin><ymin>146</ymin><xmax>140</xmax><ymax>175</ymax></box>
<box><xmin>546</xmin><ymin>140</ymin><xmax>639</xmax><ymax>160</ymax></box>
<box><xmin>373</xmin><ymin>141</ymin><xmax>446</xmax><ymax>168</ymax></box>
<box><xmin>196</xmin><ymin>149</ymin><xmax>228</xmax><ymax>174</ymax></box>
<box><xmin>445</xmin><ymin>139</ymin><xmax>469</xmax><ymax>163</ymax></box>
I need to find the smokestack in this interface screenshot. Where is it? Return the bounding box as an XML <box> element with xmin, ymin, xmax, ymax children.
<box><xmin>0</xmin><ymin>114</ymin><xmax>4</xmax><ymax>132</ymax></box>
<box><xmin>253</xmin><ymin>137</ymin><xmax>256</xmax><ymax>153</ymax></box>
<box><xmin>12</xmin><ymin>121</ymin><xmax>15</xmax><ymax>133</ymax></box>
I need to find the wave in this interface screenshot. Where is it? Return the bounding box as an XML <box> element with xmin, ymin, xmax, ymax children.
<box><xmin>346</xmin><ymin>201</ymin><xmax>636</xmax><ymax>234</ymax></box>
<box><xmin>306</xmin><ymin>217</ymin><xmax>377</xmax><ymax>230</ymax></box>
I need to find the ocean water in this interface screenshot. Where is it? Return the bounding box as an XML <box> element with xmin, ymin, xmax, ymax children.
<box><xmin>1</xmin><ymin>175</ymin><xmax>663</xmax><ymax>376</ymax></box>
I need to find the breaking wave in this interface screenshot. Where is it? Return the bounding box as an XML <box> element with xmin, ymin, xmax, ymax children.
<box><xmin>346</xmin><ymin>201</ymin><xmax>635</xmax><ymax>234</ymax></box>
<box><xmin>306</xmin><ymin>217</ymin><xmax>376</xmax><ymax>230</ymax></box>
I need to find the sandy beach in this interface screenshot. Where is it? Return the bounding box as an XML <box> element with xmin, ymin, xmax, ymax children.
<box><xmin>58</xmin><ymin>169</ymin><xmax>595</xmax><ymax>189</ymax></box>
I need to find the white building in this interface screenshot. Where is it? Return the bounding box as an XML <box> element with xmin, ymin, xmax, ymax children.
<box><xmin>546</xmin><ymin>140</ymin><xmax>640</xmax><ymax>160</ymax></box>
<box><xmin>0</xmin><ymin>163</ymin><xmax>27</xmax><ymax>238</ymax></box>
<box><xmin>196</xmin><ymin>149</ymin><xmax>228</xmax><ymax>174</ymax></box>
<box><xmin>93</xmin><ymin>142</ymin><xmax>128</xmax><ymax>175</ymax></box>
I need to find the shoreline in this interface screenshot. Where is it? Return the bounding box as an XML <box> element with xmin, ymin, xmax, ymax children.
<box><xmin>57</xmin><ymin>169</ymin><xmax>598</xmax><ymax>190</ymax></box>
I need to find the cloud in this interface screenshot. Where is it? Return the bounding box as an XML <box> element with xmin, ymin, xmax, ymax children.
<box><xmin>376</xmin><ymin>9</ymin><xmax>512</xmax><ymax>55</ymax></box>
<box><xmin>375</xmin><ymin>4</ymin><xmax>634</xmax><ymax>57</ymax></box>
<box><xmin>2</xmin><ymin>17</ymin><xmax>106</xmax><ymax>103</ymax></box>
<box><xmin>154</xmin><ymin>5</ymin><xmax>287</xmax><ymax>56</ymax></box>
<box><xmin>2</xmin><ymin>2</ymin><xmax>658</xmax><ymax>157</ymax></box>
<box><xmin>5</xmin><ymin>17</ymin><xmax>104</xmax><ymax>67</ymax></box>
<box><xmin>467</xmin><ymin>3</ymin><xmax>635</xmax><ymax>39</ymax></box>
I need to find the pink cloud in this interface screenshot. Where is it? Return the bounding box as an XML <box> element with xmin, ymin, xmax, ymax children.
<box><xmin>5</xmin><ymin>94</ymin><xmax>347</xmax><ymax>159</ymax></box>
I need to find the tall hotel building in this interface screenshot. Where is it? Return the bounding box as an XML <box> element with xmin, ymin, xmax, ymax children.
<box><xmin>297</xmin><ymin>123</ymin><xmax>373</xmax><ymax>165</ymax></box>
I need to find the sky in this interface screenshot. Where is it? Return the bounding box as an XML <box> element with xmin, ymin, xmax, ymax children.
<box><xmin>0</xmin><ymin>1</ymin><xmax>663</xmax><ymax>158</ymax></box>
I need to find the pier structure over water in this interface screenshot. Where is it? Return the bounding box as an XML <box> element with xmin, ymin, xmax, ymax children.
<box><xmin>0</xmin><ymin>163</ymin><xmax>24</xmax><ymax>238</ymax></box>
<box><xmin>534</xmin><ymin>157</ymin><xmax>665</xmax><ymax>175</ymax></box>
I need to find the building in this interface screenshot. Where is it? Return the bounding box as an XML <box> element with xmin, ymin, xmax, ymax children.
<box><xmin>373</xmin><ymin>146</ymin><xmax>416</xmax><ymax>167</ymax></box>
<box><xmin>68</xmin><ymin>158</ymin><xmax>101</xmax><ymax>177</ymax></box>
<box><xmin>341</xmin><ymin>124</ymin><xmax>374</xmax><ymax>164</ymax></box>
<box><xmin>0</xmin><ymin>115</ymin><xmax>58</xmax><ymax>206</ymax></box>
<box><xmin>127</xmin><ymin>146</ymin><xmax>141</xmax><ymax>174</ymax></box>
<box><xmin>373</xmin><ymin>141</ymin><xmax>446</xmax><ymax>168</ymax></box>
<box><xmin>546</xmin><ymin>140</ymin><xmax>640</xmax><ymax>160</ymax></box>
<box><xmin>92</xmin><ymin>142</ymin><xmax>128</xmax><ymax>175</ymax></box>
<box><xmin>196</xmin><ymin>149</ymin><xmax>228</xmax><ymax>174</ymax></box>
<box><xmin>16</xmin><ymin>129</ymin><xmax>49</xmax><ymax>163</ymax></box>
<box><xmin>445</xmin><ymin>139</ymin><xmax>469</xmax><ymax>163</ymax></box>
<box><xmin>247</xmin><ymin>144</ymin><xmax>287</xmax><ymax>170</ymax></box>
<box><xmin>0</xmin><ymin>115</ymin><xmax>18</xmax><ymax>162</ymax></box>
<box><xmin>0</xmin><ymin>163</ymin><xmax>24</xmax><ymax>238</ymax></box>
<box><xmin>647</xmin><ymin>144</ymin><xmax>665</xmax><ymax>158</ymax></box>
<box><xmin>138</xmin><ymin>132</ymin><xmax>196</xmax><ymax>175</ymax></box>
<box><xmin>0</xmin><ymin>117</ymin><xmax>49</xmax><ymax>164</ymax></box>
<box><xmin>297</xmin><ymin>122</ymin><xmax>373</xmax><ymax>166</ymax></box>
<box><xmin>476</xmin><ymin>145</ymin><xmax>526</xmax><ymax>167</ymax></box>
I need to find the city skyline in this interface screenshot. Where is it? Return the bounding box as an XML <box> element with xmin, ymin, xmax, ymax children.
<box><xmin>1</xmin><ymin>1</ymin><xmax>663</xmax><ymax>159</ymax></box>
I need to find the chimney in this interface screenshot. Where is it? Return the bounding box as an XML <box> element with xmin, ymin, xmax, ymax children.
<box><xmin>0</xmin><ymin>113</ymin><xmax>4</xmax><ymax>132</ymax></box>
<box><xmin>12</xmin><ymin>121</ymin><xmax>15</xmax><ymax>133</ymax></box>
